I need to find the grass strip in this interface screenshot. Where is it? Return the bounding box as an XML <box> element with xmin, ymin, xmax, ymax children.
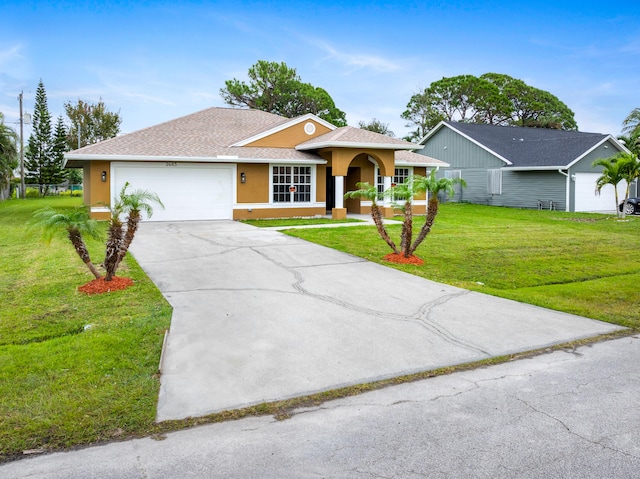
<box><xmin>0</xmin><ymin>197</ymin><xmax>171</xmax><ymax>461</ymax></box>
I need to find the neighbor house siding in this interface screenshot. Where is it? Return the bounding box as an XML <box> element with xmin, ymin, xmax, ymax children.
<box><xmin>420</xmin><ymin>127</ymin><xmax>506</xmax><ymax>169</ymax></box>
<box><xmin>501</xmin><ymin>171</ymin><xmax>566</xmax><ymax>210</ymax></box>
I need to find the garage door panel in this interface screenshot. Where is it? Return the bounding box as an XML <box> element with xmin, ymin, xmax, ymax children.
<box><xmin>575</xmin><ymin>173</ymin><xmax>626</xmax><ymax>213</ymax></box>
<box><xmin>112</xmin><ymin>163</ymin><xmax>233</xmax><ymax>221</ymax></box>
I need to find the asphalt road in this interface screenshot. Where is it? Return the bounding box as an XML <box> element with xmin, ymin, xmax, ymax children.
<box><xmin>3</xmin><ymin>334</ymin><xmax>639</xmax><ymax>478</ymax></box>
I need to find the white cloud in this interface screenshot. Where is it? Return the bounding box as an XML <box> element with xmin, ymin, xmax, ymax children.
<box><xmin>0</xmin><ymin>44</ymin><xmax>23</xmax><ymax>67</ymax></box>
<box><xmin>306</xmin><ymin>38</ymin><xmax>402</xmax><ymax>74</ymax></box>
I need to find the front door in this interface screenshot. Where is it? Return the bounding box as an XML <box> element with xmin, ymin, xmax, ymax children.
<box><xmin>345</xmin><ymin>167</ymin><xmax>361</xmax><ymax>213</ymax></box>
<box><xmin>325</xmin><ymin>167</ymin><xmax>334</xmax><ymax>212</ymax></box>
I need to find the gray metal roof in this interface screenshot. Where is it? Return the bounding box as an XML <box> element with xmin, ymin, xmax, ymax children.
<box><xmin>437</xmin><ymin>121</ymin><xmax>615</xmax><ymax>168</ymax></box>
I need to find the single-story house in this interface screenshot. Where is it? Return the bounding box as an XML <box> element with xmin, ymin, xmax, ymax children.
<box><xmin>418</xmin><ymin>121</ymin><xmax>635</xmax><ymax>212</ymax></box>
<box><xmin>65</xmin><ymin>108</ymin><xmax>448</xmax><ymax>221</ymax></box>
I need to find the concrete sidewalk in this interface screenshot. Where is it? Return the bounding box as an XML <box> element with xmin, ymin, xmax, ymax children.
<box><xmin>129</xmin><ymin>220</ymin><xmax>623</xmax><ymax>422</ymax></box>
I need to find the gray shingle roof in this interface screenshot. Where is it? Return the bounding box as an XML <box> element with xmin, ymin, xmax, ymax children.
<box><xmin>442</xmin><ymin>121</ymin><xmax>610</xmax><ymax>168</ymax></box>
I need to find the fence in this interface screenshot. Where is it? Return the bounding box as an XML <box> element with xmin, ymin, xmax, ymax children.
<box><xmin>13</xmin><ymin>184</ymin><xmax>83</xmax><ymax>199</ymax></box>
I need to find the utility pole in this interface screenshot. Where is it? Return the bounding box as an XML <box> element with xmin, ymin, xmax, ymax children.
<box><xmin>18</xmin><ymin>91</ymin><xmax>25</xmax><ymax>199</ymax></box>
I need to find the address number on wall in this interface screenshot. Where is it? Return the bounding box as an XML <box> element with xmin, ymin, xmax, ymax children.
<box><xmin>166</xmin><ymin>162</ymin><xmax>178</xmax><ymax>167</ymax></box>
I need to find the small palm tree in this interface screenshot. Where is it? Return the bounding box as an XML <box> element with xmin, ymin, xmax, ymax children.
<box><xmin>344</xmin><ymin>182</ymin><xmax>399</xmax><ymax>254</ymax></box>
<box><xmin>389</xmin><ymin>180</ymin><xmax>415</xmax><ymax>257</ymax></box>
<box><xmin>31</xmin><ymin>206</ymin><xmax>103</xmax><ymax>279</ymax></box>
<box><xmin>406</xmin><ymin>171</ymin><xmax>465</xmax><ymax>257</ymax></box>
<box><xmin>593</xmin><ymin>154</ymin><xmax>635</xmax><ymax>219</ymax></box>
<box><xmin>618</xmin><ymin>153</ymin><xmax>640</xmax><ymax>218</ymax></box>
<box><xmin>104</xmin><ymin>182</ymin><xmax>163</xmax><ymax>281</ymax></box>
<box><xmin>345</xmin><ymin>173</ymin><xmax>465</xmax><ymax>259</ymax></box>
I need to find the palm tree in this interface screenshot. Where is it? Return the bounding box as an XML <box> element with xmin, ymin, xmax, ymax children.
<box><xmin>619</xmin><ymin>153</ymin><xmax>640</xmax><ymax>218</ymax></box>
<box><xmin>389</xmin><ymin>180</ymin><xmax>415</xmax><ymax>257</ymax></box>
<box><xmin>406</xmin><ymin>171</ymin><xmax>464</xmax><ymax>257</ymax></box>
<box><xmin>622</xmin><ymin>108</ymin><xmax>640</xmax><ymax>138</ymax></box>
<box><xmin>31</xmin><ymin>206</ymin><xmax>103</xmax><ymax>279</ymax></box>
<box><xmin>592</xmin><ymin>154</ymin><xmax>634</xmax><ymax>219</ymax></box>
<box><xmin>104</xmin><ymin>182</ymin><xmax>163</xmax><ymax>281</ymax></box>
<box><xmin>344</xmin><ymin>182</ymin><xmax>399</xmax><ymax>254</ymax></box>
<box><xmin>618</xmin><ymin>133</ymin><xmax>640</xmax><ymax>157</ymax></box>
<box><xmin>0</xmin><ymin>113</ymin><xmax>18</xmax><ymax>200</ymax></box>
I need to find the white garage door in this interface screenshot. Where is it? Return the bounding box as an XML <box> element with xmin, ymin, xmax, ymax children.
<box><xmin>112</xmin><ymin>162</ymin><xmax>234</xmax><ymax>221</ymax></box>
<box><xmin>574</xmin><ymin>173</ymin><xmax>626</xmax><ymax>213</ymax></box>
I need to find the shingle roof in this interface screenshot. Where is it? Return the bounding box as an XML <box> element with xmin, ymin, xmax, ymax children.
<box><xmin>65</xmin><ymin>107</ymin><xmax>427</xmax><ymax>165</ymax></box>
<box><xmin>66</xmin><ymin>107</ymin><xmax>318</xmax><ymax>160</ymax></box>
<box><xmin>441</xmin><ymin>121</ymin><xmax>610</xmax><ymax>168</ymax></box>
<box><xmin>297</xmin><ymin>126</ymin><xmax>419</xmax><ymax>150</ymax></box>
<box><xmin>395</xmin><ymin>150</ymin><xmax>448</xmax><ymax>167</ymax></box>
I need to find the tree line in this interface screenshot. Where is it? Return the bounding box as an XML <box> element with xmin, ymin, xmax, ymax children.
<box><xmin>3</xmin><ymin>61</ymin><xmax>639</xmax><ymax>199</ymax></box>
<box><xmin>0</xmin><ymin>80</ymin><xmax>122</xmax><ymax>198</ymax></box>
<box><xmin>221</xmin><ymin>60</ymin><xmax>640</xmax><ymax>156</ymax></box>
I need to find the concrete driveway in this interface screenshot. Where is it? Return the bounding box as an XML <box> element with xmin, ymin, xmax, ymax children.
<box><xmin>129</xmin><ymin>221</ymin><xmax>623</xmax><ymax>422</ymax></box>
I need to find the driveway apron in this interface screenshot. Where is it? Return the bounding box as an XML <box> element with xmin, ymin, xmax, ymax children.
<box><xmin>129</xmin><ymin>221</ymin><xmax>623</xmax><ymax>422</ymax></box>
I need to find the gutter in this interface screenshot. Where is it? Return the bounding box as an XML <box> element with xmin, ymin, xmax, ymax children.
<box><xmin>557</xmin><ymin>169</ymin><xmax>570</xmax><ymax>212</ymax></box>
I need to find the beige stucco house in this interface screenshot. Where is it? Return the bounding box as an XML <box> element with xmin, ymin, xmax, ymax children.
<box><xmin>64</xmin><ymin>107</ymin><xmax>447</xmax><ymax>221</ymax></box>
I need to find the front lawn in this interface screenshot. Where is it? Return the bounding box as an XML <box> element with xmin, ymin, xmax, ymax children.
<box><xmin>0</xmin><ymin>197</ymin><xmax>172</xmax><ymax>461</ymax></box>
<box><xmin>285</xmin><ymin>204</ymin><xmax>640</xmax><ymax>329</ymax></box>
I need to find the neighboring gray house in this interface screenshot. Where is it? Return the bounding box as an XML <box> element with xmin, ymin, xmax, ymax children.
<box><xmin>419</xmin><ymin>121</ymin><xmax>634</xmax><ymax>212</ymax></box>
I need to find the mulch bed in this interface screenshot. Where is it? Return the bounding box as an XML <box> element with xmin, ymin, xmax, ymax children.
<box><xmin>383</xmin><ymin>253</ymin><xmax>424</xmax><ymax>265</ymax></box>
<box><xmin>78</xmin><ymin>276</ymin><xmax>135</xmax><ymax>295</ymax></box>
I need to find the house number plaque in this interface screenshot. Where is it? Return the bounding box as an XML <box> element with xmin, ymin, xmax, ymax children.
<box><xmin>166</xmin><ymin>162</ymin><xmax>177</xmax><ymax>167</ymax></box>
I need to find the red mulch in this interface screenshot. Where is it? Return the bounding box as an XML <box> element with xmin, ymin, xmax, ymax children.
<box><xmin>78</xmin><ymin>276</ymin><xmax>135</xmax><ymax>295</ymax></box>
<box><xmin>383</xmin><ymin>253</ymin><xmax>424</xmax><ymax>265</ymax></box>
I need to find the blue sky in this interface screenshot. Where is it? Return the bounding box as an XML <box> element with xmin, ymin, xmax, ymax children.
<box><xmin>1</xmin><ymin>0</ymin><xmax>639</xmax><ymax>140</ymax></box>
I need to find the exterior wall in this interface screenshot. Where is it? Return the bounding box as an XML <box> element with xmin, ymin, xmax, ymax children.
<box><xmin>420</xmin><ymin>127</ymin><xmax>506</xmax><ymax>169</ymax></box>
<box><xmin>422</xmin><ymin>126</ymin><xmax>508</xmax><ymax>205</ymax></box>
<box><xmin>246</xmin><ymin>120</ymin><xmax>333</xmax><ymax>148</ymax></box>
<box><xmin>85</xmin><ymin>161</ymin><xmax>111</xmax><ymax>220</ymax></box>
<box><xmin>501</xmin><ymin>170</ymin><xmax>566</xmax><ymax>210</ymax></box>
<box><xmin>233</xmin><ymin>206</ymin><xmax>326</xmax><ymax>220</ymax></box>
<box><xmin>570</xmin><ymin>140</ymin><xmax>620</xmax><ymax>173</ymax></box>
<box><xmin>236</xmin><ymin>164</ymin><xmax>270</xmax><ymax>203</ymax></box>
<box><xmin>323</xmin><ymin>148</ymin><xmax>395</xmax><ymax>177</ymax></box>
<box><xmin>316</xmin><ymin>165</ymin><xmax>327</xmax><ymax>203</ymax></box>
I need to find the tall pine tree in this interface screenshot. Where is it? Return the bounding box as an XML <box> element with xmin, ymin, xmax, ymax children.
<box><xmin>25</xmin><ymin>80</ymin><xmax>66</xmax><ymax>195</ymax></box>
<box><xmin>49</xmin><ymin>116</ymin><xmax>69</xmax><ymax>185</ymax></box>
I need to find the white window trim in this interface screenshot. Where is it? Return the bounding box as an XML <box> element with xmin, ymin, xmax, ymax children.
<box><xmin>269</xmin><ymin>164</ymin><xmax>316</xmax><ymax>205</ymax></box>
<box><xmin>375</xmin><ymin>166</ymin><xmax>413</xmax><ymax>198</ymax></box>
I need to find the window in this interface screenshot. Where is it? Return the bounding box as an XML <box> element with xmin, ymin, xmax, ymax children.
<box><xmin>445</xmin><ymin>169</ymin><xmax>461</xmax><ymax>180</ymax></box>
<box><xmin>487</xmin><ymin>169</ymin><xmax>502</xmax><ymax>195</ymax></box>
<box><xmin>272</xmin><ymin>166</ymin><xmax>312</xmax><ymax>203</ymax></box>
<box><xmin>376</xmin><ymin>167</ymin><xmax>411</xmax><ymax>199</ymax></box>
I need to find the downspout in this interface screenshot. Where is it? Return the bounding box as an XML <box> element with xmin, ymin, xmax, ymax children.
<box><xmin>558</xmin><ymin>169</ymin><xmax>569</xmax><ymax>212</ymax></box>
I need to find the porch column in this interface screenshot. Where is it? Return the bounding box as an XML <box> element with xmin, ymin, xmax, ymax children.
<box><xmin>332</xmin><ymin>175</ymin><xmax>347</xmax><ymax>220</ymax></box>
<box><xmin>382</xmin><ymin>176</ymin><xmax>392</xmax><ymax>206</ymax></box>
<box><xmin>381</xmin><ymin>175</ymin><xmax>394</xmax><ymax>218</ymax></box>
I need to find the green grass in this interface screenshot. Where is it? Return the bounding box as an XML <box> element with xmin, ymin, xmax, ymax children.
<box><xmin>0</xmin><ymin>197</ymin><xmax>171</xmax><ymax>461</ymax></box>
<box><xmin>2</xmin><ymin>200</ymin><xmax>639</xmax><ymax>461</ymax></box>
<box><xmin>285</xmin><ymin>204</ymin><xmax>640</xmax><ymax>329</ymax></box>
<box><xmin>240</xmin><ymin>217</ymin><xmax>364</xmax><ymax>227</ymax></box>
